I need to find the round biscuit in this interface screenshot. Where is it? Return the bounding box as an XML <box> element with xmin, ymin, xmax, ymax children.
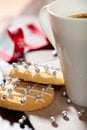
<box><xmin>10</xmin><ymin>62</ymin><xmax>64</xmax><ymax>85</ymax></box>
<box><xmin>0</xmin><ymin>78</ymin><xmax>55</xmax><ymax>111</ymax></box>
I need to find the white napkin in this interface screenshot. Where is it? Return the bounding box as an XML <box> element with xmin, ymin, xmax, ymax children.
<box><xmin>0</xmin><ymin>59</ymin><xmax>12</xmax><ymax>76</ymax></box>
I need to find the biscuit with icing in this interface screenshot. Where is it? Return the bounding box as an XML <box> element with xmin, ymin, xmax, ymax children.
<box><xmin>0</xmin><ymin>78</ymin><xmax>55</xmax><ymax>111</ymax></box>
<box><xmin>9</xmin><ymin>62</ymin><xmax>64</xmax><ymax>85</ymax></box>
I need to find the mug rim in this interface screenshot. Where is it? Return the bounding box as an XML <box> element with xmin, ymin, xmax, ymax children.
<box><xmin>47</xmin><ymin>0</ymin><xmax>87</xmax><ymax>21</ymax></box>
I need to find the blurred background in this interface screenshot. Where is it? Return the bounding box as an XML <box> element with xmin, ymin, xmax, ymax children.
<box><xmin>0</xmin><ymin>0</ymin><xmax>32</xmax><ymax>31</ymax></box>
<box><xmin>0</xmin><ymin>0</ymin><xmax>52</xmax><ymax>32</ymax></box>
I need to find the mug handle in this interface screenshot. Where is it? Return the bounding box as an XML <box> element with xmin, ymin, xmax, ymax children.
<box><xmin>39</xmin><ymin>5</ymin><xmax>56</xmax><ymax>49</ymax></box>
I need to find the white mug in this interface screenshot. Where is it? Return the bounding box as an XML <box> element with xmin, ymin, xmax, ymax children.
<box><xmin>39</xmin><ymin>0</ymin><xmax>87</xmax><ymax>107</ymax></box>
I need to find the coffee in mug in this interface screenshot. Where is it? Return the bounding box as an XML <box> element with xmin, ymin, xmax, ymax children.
<box><xmin>69</xmin><ymin>13</ymin><xmax>87</xmax><ymax>18</ymax></box>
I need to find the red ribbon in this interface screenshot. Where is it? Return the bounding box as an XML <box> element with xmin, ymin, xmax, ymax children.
<box><xmin>0</xmin><ymin>24</ymin><xmax>51</xmax><ymax>62</ymax></box>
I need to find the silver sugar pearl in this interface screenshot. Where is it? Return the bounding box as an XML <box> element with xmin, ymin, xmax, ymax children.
<box><xmin>77</xmin><ymin>109</ymin><xmax>84</xmax><ymax>118</ymax></box>
<box><xmin>21</xmin><ymin>62</ymin><xmax>25</xmax><ymax>65</ymax></box>
<box><xmin>0</xmin><ymin>83</ymin><xmax>4</xmax><ymax>88</ymax></box>
<box><xmin>78</xmin><ymin>111</ymin><xmax>82</xmax><ymax>118</ymax></box>
<box><xmin>33</xmin><ymin>63</ymin><xmax>38</xmax><ymax>66</ymax></box>
<box><xmin>62</xmin><ymin>111</ymin><xmax>67</xmax><ymax>117</ymax></box>
<box><xmin>18</xmin><ymin>118</ymin><xmax>24</xmax><ymax>125</ymax></box>
<box><xmin>2</xmin><ymin>94</ymin><xmax>7</xmax><ymax>100</ymax></box>
<box><xmin>52</xmin><ymin>50</ymin><xmax>57</xmax><ymax>56</ymax></box>
<box><xmin>7</xmin><ymin>88</ymin><xmax>12</xmax><ymax>93</ymax></box>
<box><xmin>67</xmin><ymin>98</ymin><xmax>72</xmax><ymax>104</ymax></box>
<box><xmin>41</xmin><ymin>88</ymin><xmax>45</xmax><ymax>92</ymax></box>
<box><xmin>22</xmin><ymin>115</ymin><xmax>27</xmax><ymax>121</ymax></box>
<box><xmin>20</xmin><ymin>98</ymin><xmax>25</xmax><ymax>104</ymax></box>
<box><xmin>36</xmin><ymin>94</ymin><xmax>41</xmax><ymax>99</ymax></box>
<box><xmin>32</xmin><ymin>63</ymin><xmax>38</xmax><ymax>67</ymax></box>
<box><xmin>52</xmin><ymin>70</ymin><xmax>57</xmax><ymax>76</ymax></box>
<box><xmin>50</xmin><ymin>116</ymin><xmax>56</xmax><ymax>123</ymax></box>
<box><xmin>24</xmin><ymin>64</ymin><xmax>29</xmax><ymax>69</ymax></box>
<box><xmin>35</xmin><ymin>68</ymin><xmax>40</xmax><ymax>73</ymax></box>
<box><xmin>6</xmin><ymin>78</ymin><xmax>12</xmax><ymax>82</ymax></box>
<box><xmin>43</xmin><ymin>64</ymin><xmax>49</xmax><ymax>71</ymax></box>
<box><xmin>62</xmin><ymin>90</ymin><xmax>67</xmax><ymax>97</ymax></box>
<box><xmin>81</xmin><ymin>109</ymin><xmax>85</xmax><ymax>113</ymax></box>
<box><xmin>22</xmin><ymin>62</ymin><xmax>29</xmax><ymax>69</ymax></box>
<box><xmin>24</xmin><ymin>89</ymin><xmax>28</xmax><ymax>95</ymax></box>
<box><xmin>13</xmin><ymin>83</ymin><xmax>18</xmax><ymax>88</ymax></box>
<box><xmin>12</xmin><ymin>63</ymin><xmax>17</xmax><ymax>68</ymax></box>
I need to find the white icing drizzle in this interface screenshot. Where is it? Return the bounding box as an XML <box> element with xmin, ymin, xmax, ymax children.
<box><xmin>0</xmin><ymin>79</ymin><xmax>53</xmax><ymax>104</ymax></box>
<box><xmin>14</xmin><ymin>62</ymin><xmax>61</xmax><ymax>77</ymax></box>
<box><xmin>17</xmin><ymin>83</ymin><xmax>53</xmax><ymax>104</ymax></box>
<box><xmin>35</xmin><ymin>97</ymin><xmax>45</xmax><ymax>104</ymax></box>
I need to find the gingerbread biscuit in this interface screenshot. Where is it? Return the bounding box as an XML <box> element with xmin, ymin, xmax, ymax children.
<box><xmin>0</xmin><ymin>78</ymin><xmax>55</xmax><ymax>111</ymax></box>
<box><xmin>9</xmin><ymin>62</ymin><xmax>64</xmax><ymax>85</ymax></box>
